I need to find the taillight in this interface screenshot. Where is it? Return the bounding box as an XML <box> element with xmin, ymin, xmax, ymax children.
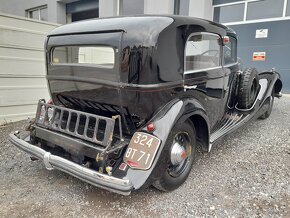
<box><xmin>47</xmin><ymin>99</ymin><xmax>53</xmax><ymax>104</ymax></box>
<box><xmin>146</xmin><ymin>122</ymin><xmax>155</xmax><ymax>132</ymax></box>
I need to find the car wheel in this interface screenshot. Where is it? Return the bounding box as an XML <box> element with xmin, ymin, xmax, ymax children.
<box><xmin>238</xmin><ymin>68</ymin><xmax>259</xmax><ymax>109</ymax></box>
<box><xmin>259</xmin><ymin>89</ymin><xmax>274</xmax><ymax>120</ymax></box>
<box><xmin>153</xmin><ymin>121</ymin><xmax>196</xmax><ymax>191</ymax></box>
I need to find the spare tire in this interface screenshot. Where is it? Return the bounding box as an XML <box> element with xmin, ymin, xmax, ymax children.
<box><xmin>238</xmin><ymin>68</ymin><xmax>259</xmax><ymax>109</ymax></box>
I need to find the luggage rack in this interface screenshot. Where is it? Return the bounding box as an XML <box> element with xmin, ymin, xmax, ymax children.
<box><xmin>35</xmin><ymin>100</ymin><xmax>125</xmax><ymax>152</ymax></box>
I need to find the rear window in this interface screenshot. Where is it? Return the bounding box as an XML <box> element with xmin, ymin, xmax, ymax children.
<box><xmin>52</xmin><ymin>46</ymin><xmax>115</xmax><ymax>69</ymax></box>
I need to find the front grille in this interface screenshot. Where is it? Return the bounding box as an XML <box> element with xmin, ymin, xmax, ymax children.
<box><xmin>35</xmin><ymin>101</ymin><xmax>116</xmax><ymax>148</ymax></box>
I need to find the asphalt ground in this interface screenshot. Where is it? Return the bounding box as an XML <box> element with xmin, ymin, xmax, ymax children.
<box><xmin>0</xmin><ymin>96</ymin><xmax>289</xmax><ymax>217</ymax></box>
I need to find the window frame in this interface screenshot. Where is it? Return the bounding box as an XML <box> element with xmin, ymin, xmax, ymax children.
<box><xmin>213</xmin><ymin>3</ymin><xmax>245</xmax><ymax>23</ymax></box>
<box><xmin>26</xmin><ymin>5</ymin><xmax>48</xmax><ymax>21</ymax></box>
<box><xmin>184</xmin><ymin>32</ymin><xmax>223</xmax><ymax>75</ymax></box>
<box><xmin>213</xmin><ymin>0</ymin><xmax>290</xmax><ymax>25</ymax></box>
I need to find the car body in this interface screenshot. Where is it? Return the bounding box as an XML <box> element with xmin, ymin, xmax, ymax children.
<box><xmin>9</xmin><ymin>15</ymin><xmax>282</xmax><ymax>195</ymax></box>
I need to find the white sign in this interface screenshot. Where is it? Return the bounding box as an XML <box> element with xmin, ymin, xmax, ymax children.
<box><xmin>255</xmin><ymin>29</ymin><xmax>268</xmax><ymax>38</ymax></box>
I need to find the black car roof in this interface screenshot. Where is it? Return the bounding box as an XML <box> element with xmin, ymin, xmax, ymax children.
<box><xmin>48</xmin><ymin>15</ymin><xmax>236</xmax><ymax>37</ymax></box>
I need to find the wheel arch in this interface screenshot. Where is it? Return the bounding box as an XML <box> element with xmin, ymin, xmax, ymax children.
<box><xmin>274</xmin><ymin>78</ymin><xmax>282</xmax><ymax>94</ymax></box>
<box><xmin>188</xmin><ymin>114</ymin><xmax>210</xmax><ymax>152</ymax></box>
<box><xmin>177</xmin><ymin>103</ymin><xmax>210</xmax><ymax>153</ymax></box>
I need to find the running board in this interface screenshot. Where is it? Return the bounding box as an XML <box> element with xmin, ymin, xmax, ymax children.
<box><xmin>210</xmin><ymin>112</ymin><xmax>249</xmax><ymax>144</ymax></box>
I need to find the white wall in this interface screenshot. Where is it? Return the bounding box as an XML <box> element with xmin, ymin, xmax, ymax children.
<box><xmin>144</xmin><ymin>0</ymin><xmax>174</xmax><ymax>14</ymax></box>
<box><xmin>99</xmin><ymin>0</ymin><xmax>213</xmax><ymax>20</ymax></box>
<box><xmin>188</xmin><ymin>0</ymin><xmax>213</xmax><ymax>20</ymax></box>
<box><xmin>99</xmin><ymin>0</ymin><xmax>119</xmax><ymax>17</ymax></box>
<box><xmin>0</xmin><ymin>13</ymin><xmax>58</xmax><ymax>125</ymax></box>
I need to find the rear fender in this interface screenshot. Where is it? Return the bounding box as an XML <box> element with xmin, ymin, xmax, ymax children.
<box><xmin>124</xmin><ymin>98</ymin><xmax>210</xmax><ymax>189</ymax></box>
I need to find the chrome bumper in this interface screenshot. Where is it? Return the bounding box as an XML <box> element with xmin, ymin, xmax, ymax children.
<box><xmin>9</xmin><ymin>133</ymin><xmax>133</xmax><ymax>195</ymax></box>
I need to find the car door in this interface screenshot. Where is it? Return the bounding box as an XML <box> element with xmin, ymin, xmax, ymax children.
<box><xmin>183</xmin><ymin>32</ymin><xmax>225</xmax><ymax>128</ymax></box>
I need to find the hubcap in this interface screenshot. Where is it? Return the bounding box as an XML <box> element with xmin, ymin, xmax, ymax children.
<box><xmin>170</xmin><ymin>142</ymin><xmax>186</xmax><ymax>165</ymax></box>
<box><xmin>168</xmin><ymin>132</ymin><xmax>192</xmax><ymax>178</ymax></box>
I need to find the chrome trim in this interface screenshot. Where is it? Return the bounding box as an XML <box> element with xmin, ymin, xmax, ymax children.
<box><xmin>184</xmin><ymin>66</ymin><xmax>222</xmax><ymax>75</ymax></box>
<box><xmin>223</xmin><ymin>62</ymin><xmax>239</xmax><ymax>68</ymax></box>
<box><xmin>9</xmin><ymin>133</ymin><xmax>133</xmax><ymax>195</ymax></box>
<box><xmin>183</xmin><ymin>85</ymin><xmax>197</xmax><ymax>91</ymax></box>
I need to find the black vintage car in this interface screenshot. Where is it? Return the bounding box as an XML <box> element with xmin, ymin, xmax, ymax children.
<box><xmin>9</xmin><ymin>15</ymin><xmax>282</xmax><ymax>195</ymax></box>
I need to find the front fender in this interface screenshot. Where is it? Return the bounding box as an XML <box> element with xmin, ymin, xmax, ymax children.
<box><xmin>125</xmin><ymin>98</ymin><xmax>210</xmax><ymax>190</ymax></box>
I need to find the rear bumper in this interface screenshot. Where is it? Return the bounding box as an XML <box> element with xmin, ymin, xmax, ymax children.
<box><xmin>9</xmin><ymin>133</ymin><xmax>133</xmax><ymax>195</ymax></box>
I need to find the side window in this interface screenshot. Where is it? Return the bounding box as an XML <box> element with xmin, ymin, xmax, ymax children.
<box><xmin>185</xmin><ymin>33</ymin><xmax>221</xmax><ymax>73</ymax></box>
<box><xmin>223</xmin><ymin>36</ymin><xmax>237</xmax><ymax>65</ymax></box>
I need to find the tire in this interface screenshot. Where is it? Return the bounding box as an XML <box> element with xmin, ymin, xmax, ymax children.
<box><xmin>238</xmin><ymin>68</ymin><xmax>259</xmax><ymax>109</ymax></box>
<box><xmin>259</xmin><ymin>89</ymin><xmax>274</xmax><ymax>120</ymax></box>
<box><xmin>153</xmin><ymin>121</ymin><xmax>196</xmax><ymax>192</ymax></box>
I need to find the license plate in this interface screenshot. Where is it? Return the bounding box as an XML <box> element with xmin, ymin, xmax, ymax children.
<box><xmin>124</xmin><ymin>132</ymin><xmax>161</xmax><ymax>170</ymax></box>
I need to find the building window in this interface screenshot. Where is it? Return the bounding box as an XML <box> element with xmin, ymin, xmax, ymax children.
<box><xmin>26</xmin><ymin>6</ymin><xmax>48</xmax><ymax>22</ymax></box>
<box><xmin>214</xmin><ymin>0</ymin><xmax>289</xmax><ymax>24</ymax></box>
<box><xmin>185</xmin><ymin>33</ymin><xmax>221</xmax><ymax>72</ymax></box>
<box><xmin>214</xmin><ymin>3</ymin><xmax>244</xmax><ymax>23</ymax></box>
<box><xmin>246</xmin><ymin>0</ymin><xmax>284</xmax><ymax>20</ymax></box>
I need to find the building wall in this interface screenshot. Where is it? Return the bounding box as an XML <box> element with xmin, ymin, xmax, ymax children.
<box><xmin>121</xmin><ymin>0</ymin><xmax>144</xmax><ymax>15</ymax></box>
<box><xmin>230</xmin><ymin>21</ymin><xmax>290</xmax><ymax>93</ymax></box>
<box><xmin>0</xmin><ymin>13</ymin><xmax>58</xmax><ymax>125</ymax></box>
<box><xmin>0</xmin><ymin>0</ymin><xmax>67</xmax><ymax>24</ymax></box>
<box><xmin>213</xmin><ymin>0</ymin><xmax>290</xmax><ymax>93</ymax></box>
<box><xmin>144</xmin><ymin>0</ymin><xmax>174</xmax><ymax>14</ymax></box>
<box><xmin>99</xmin><ymin>0</ymin><xmax>213</xmax><ymax>19</ymax></box>
<box><xmin>188</xmin><ymin>0</ymin><xmax>213</xmax><ymax>20</ymax></box>
<box><xmin>99</xmin><ymin>0</ymin><xmax>118</xmax><ymax>17</ymax></box>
